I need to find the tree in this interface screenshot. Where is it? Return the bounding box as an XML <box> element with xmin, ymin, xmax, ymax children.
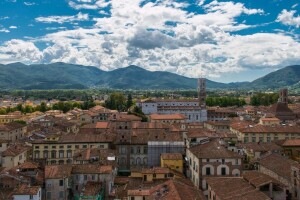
<box><xmin>126</xmin><ymin>93</ymin><xmax>133</xmax><ymax>110</ymax></box>
<box><xmin>105</xmin><ymin>92</ymin><xmax>126</xmax><ymax>111</ymax></box>
<box><xmin>40</xmin><ymin>102</ymin><xmax>47</xmax><ymax>113</ymax></box>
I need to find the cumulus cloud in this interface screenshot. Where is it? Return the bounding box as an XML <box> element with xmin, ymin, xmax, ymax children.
<box><xmin>68</xmin><ymin>0</ymin><xmax>110</xmax><ymax>10</ymax></box>
<box><xmin>1</xmin><ymin>0</ymin><xmax>300</xmax><ymax>79</ymax></box>
<box><xmin>277</xmin><ymin>9</ymin><xmax>300</xmax><ymax>28</ymax></box>
<box><xmin>9</xmin><ymin>26</ymin><xmax>17</xmax><ymax>29</ymax></box>
<box><xmin>35</xmin><ymin>12</ymin><xmax>89</xmax><ymax>24</ymax></box>
<box><xmin>0</xmin><ymin>28</ymin><xmax>10</xmax><ymax>33</ymax></box>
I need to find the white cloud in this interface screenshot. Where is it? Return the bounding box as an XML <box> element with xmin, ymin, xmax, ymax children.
<box><xmin>1</xmin><ymin>0</ymin><xmax>300</xmax><ymax>79</ymax></box>
<box><xmin>35</xmin><ymin>12</ymin><xmax>89</xmax><ymax>24</ymax></box>
<box><xmin>9</xmin><ymin>26</ymin><xmax>17</xmax><ymax>29</ymax></box>
<box><xmin>277</xmin><ymin>9</ymin><xmax>300</xmax><ymax>28</ymax></box>
<box><xmin>0</xmin><ymin>16</ymin><xmax>9</xmax><ymax>20</ymax></box>
<box><xmin>0</xmin><ymin>28</ymin><xmax>10</xmax><ymax>33</ymax></box>
<box><xmin>68</xmin><ymin>0</ymin><xmax>110</xmax><ymax>10</ymax></box>
<box><xmin>24</xmin><ymin>2</ymin><xmax>36</xmax><ymax>6</ymax></box>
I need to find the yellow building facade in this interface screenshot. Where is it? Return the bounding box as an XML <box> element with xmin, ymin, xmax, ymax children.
<box><xmin>160</xmin><ymin>153</ymin><xmax>183</xmax><ymax>173</ymax></box>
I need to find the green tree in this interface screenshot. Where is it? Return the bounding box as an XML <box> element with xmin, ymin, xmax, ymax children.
<box><xmin>126</xmin><ymin>93</ymin><xmax>133</xmax><ymax>110</ymax></box>
<box><xmin>105</xmin><ymin>92</ymin><xmax>126</xmax><ymax>111</ymax></box>
<box><xmin>40</xmin><ymin>102</ymin><xmax>47</xmax><ymax>113</ymax></box>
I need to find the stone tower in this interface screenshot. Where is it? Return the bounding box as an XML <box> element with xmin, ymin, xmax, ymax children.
<box><xmin>279</xmin><ymin>88</ymin><xmax>288</xmax><ymax>104</ymax></box>
<box><xmin>198</xmin><ymin>78</ymin><xmax>206</xmax><ymax>108</ymax></box>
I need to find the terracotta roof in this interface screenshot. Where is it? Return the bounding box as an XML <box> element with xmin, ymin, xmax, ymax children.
<box><xmin>73</xmin><ymin>148</ymin><xmax>117</xmax><ymax>161</ymax></box>
<box><xmin>205</xmin><ymin>121</ymin><xmax>230</xmax><ymax>126</ymax></box>
<box><xmin>185</xmin><ymin>128</ymin><xmax>219</xmax><ymax>138</ymax></box>
<box><xmin>282</xmin><ymin>139</ymin><xmax>300</xmax><ymax>146</ymax></box>
<box><xmin>259</xmin><ymin>153</ymin><xmax>299</xmax><ymax>181</ymax></box>
<box><xmin>95</xmin><ymin>122</ymin><xmax>109</xmax><ymax>129</ymax></box>
<box><xmin>260</xmin><ymin>117</ymin><xmax>280</xmax><ymax>121</ymax></box>
<box><xmin>1</xmin><ymin>145</ymin><xmax>30</xmax><ymax>157</ymax></box>
<box><xmin>188</xmin><ymin>139</ymin><xmax>242</xmax><ymax>159</ymax></box>
<box><xmin>13</xmin><ymin>184</ymin><xmax>40</xmax><ymax>195</ymax></box>
<box><xmin>161</xmin><ymin>153</ymin><xmax>182</xmax><ymax>160</ymax></box>
<box><xmin>240</xmin><ymin>124</ymin><xmax>300</xmax><ymax>134</ymax></box>
<box><xmin>45</xmin><ymin>165</ymin><xmax>72</xmax><ymax>179</ymax></box>
<box><xmin>206</xmin><ymin>177</ymin><xmax>270</xmax><ymax>200</ymax></box>
<box><xmin>236</xmin><ymin>142</ymin><xmax>282</xmax><ymax>152</ymax></box>
<box><xmin>131</xmin><ymin>122</ymin><xmax>170</xmax><ymax>129</ymax></box>
<box><xmin>17</xmin><ymin>162</ymin><xmax>39</xmax><ymax>169</ymax></box>
<box><xmin>150</xmin><ymin>114</ymin><xmax>187</xmax><ymax>120</ymax></box>
<box><xmin>33</xmin><ymin>133</ymin><xmax>115</xmax><ymax>144</ymax></box>
<box><xmin>0</xmin><ymin>122</ymin><xmax>25</xmax><ymax>132</ymax></box>
<box><xmin>83</xmin><ymin>181</ymin><xmax>103</xmax><ymax>196</ymax></box>
<box><xmin>243</xmin><ymin>171</ymin><xmax>283</xmax><ymax>187</ymax></box>
<box><xmin>72</xmin><ymin>164</ymin><xmax>112</xmax><ymax>174</ymax></box>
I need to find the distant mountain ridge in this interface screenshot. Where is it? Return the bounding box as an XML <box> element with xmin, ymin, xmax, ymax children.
<box><xmin>0</xmin><ymin>62</ymin><xmax>299</xmax><ymax>90</ymax></box>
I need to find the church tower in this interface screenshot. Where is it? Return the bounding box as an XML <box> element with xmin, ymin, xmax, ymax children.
<box><xmin>198</xmin><ymin>78</ymin><xmax>206</xmax><ymax>108</ymax></box>
<box><xmin>278</xmin><ymin>88</ymin><xmax>288</xmax><ymax>104</ymax></box>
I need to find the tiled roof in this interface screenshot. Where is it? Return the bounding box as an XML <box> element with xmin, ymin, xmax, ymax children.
<box><xmin>95</xmin><ymin>122</ymin><xmax>109</xmax><ymax>129</ymax></box>
<box><xmin>188</xmin><ymin>139</ymin><xmax>242</xmax><ymax>159</ymax></box>
<box><xmin>240</xmin><ymin>124</ymin><xmax>300</xmax><ymax>134</ymax></box>
<box><xmin>0</xmin><ymin>122</ymin><xmax>25</xmax><ymax>132</ymax></box>
<box><xmin>83</xmin><ymin>181</ymin><xmax>103</xmax><ymax>196</ymax></box>
<box><xmin>131</xmin><ymin>122</ymin><xmax>170</xmax><ymax>129</ymax></box>
<box><xmin>236</xmin><ymin>142</ymin><xmax>282</xmax><ymax>152</ymax></box>
<box><xmin>259</xmin><ymin>153</ymin><xmax>299</xmax><ymax>181</ymax></box>
<box><xmin>150</xmin><ymin>114</ymin><xmax>187</xmax><ymax>120</ymax></box>
<box><xmin>45</xmin><ymin>165</ymin><xmax>72</xmax><ymax>179</ymax></box>
<box><xmin>161</xmin><ymin>153</ymin><xmax>182</xmax><ymax>160</ymax></box>
<box><xmin>72</xmin><ymin>164</ymin><xmax>112</xmax><ymax>174</ymax></box>
<box><xmin>282</xmin><ymin>139</ymin><xmax>300</xmax><ymax>146</ymax></box>
<box><xmin>243</xmin><ymin>171</ymin><xmax>282</xmax><ymax>187</ymax></box>
<box><xmin>1</xmin><ymin>145</ymin><xmax>30</xmax><ymax>157</ymax></box>
<box><xmin>13</xmin><ymin>184</ymin><xmax>40</xmax><ymax>195</ymax></box>
<box><xmin>206</xmin><ymin>177</ymin><xmax>270</xmax><ymax>200</ymax></box>
<box><xmin>17</xmin><ymin>162</ymin><xmax>39</xmax><ymax>169</ymax></box>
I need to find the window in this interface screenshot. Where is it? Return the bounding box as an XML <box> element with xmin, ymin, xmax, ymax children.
<box><xmin>144</xmin><ymin>147</ymin><xmax>147</xmax><ymax>154</ymax></box>
<box><xmin>59</xmin><ymin>145</ymin><xmax>64</xmax><ymax>149</ymax></box>
<box><xmin>83</xmin><ymin>145</ymin><xmax>87</xmax><ymax>148</ymax></box>
<box><xmin>252</xmin><ymin>137</ymin><xmax>256</xmax><ymax>142</ymax></box>
<box><xmin>206</xmin><ymin>167</ymin><xmax>211</xmax><ymax>175</ymax></box>
<box><xmin>92</xmin><ymin>175</ymin><xmax>95</xmax><ymax>180</ymax></box>
<box><xmin>35</xmin><ymin>146</ymin><xmax>39</xmax><ymax>149</ymax></box>
<box><xmin>59</xmin><ymin>150</ymin><xmax>64</xmax><ymax>158</ymax></box>
<box><xmin>222</xmin><ymin>159</ymin><xmax>225</xmax><ymax>164</ymax></box>
<box><xmin>59</xmin><ymin>191</ymin><xmax>64</xmax><ymax>198</ymax></box>
<box><xmin>52</xmin><ymin>146</ymin><xmax>56</xmax><ymax>149</ymax></box>
<box><xmin>84</xmin><ymin>175</ymin><xmax>87</xmax><ymax>180</ymax></box>
<box><xmin>51</xmin><ymin>150</ymin><xmax>56</xmax><ymax>158</ymax></box>
<box><xmin>67</xmin><ymin>145</ymin><xmax>72</xmax><ymax>149</ymax></box>
<box><xmin>75</xmin><ymin>145</ymin><xmax>79</xmax><ymax>148</ymax></box>
<box><xmin>59</xmin><ymin>180</ymin><xmax>64</xmax><ymax>186</ymax></box>
<box><xmin>221</xmin><ymin>167</ymin><xmax>226</xmax><ymax>175</ymax></box>
<box><xmin>67</xmin><ymin>150</ymin><xmax>72</xmax><ymax>158</ymax></box>
<box><xmin>44</xmin><ymin>146</ymin><xmax>48</xmax><ymax>149</ymax></box>
<box><xmin>137</xmin><ymin>147</ymin><xmax>141</xmax><ymax>154</ymax></box>
<box><xmin>30</xmin><ymin>195</ymin><xmax>33</xmax><ymax>200</ymax></box>
<box><xmin>131</xmin><ymin>147</ymin><xmax>134</xmax><ymax>154</ymax></box>
<box><xmin>46</xmin><ymin>192</ymin><xmax>51</xmax><ymax>199</ymax></box>
<box><xmin>43</xmin><ymin>150</ymin><xmax>48</xmax><ymax>158</ymax></box>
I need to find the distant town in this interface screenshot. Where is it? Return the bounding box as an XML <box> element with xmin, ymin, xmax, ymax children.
<box><xmin>0</xmin><ymin>78</ymin><xmax>300</xmax><ymax>200</ymax></box>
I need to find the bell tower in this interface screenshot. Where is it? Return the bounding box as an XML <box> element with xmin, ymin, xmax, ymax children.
<box><xmin>198</xmin><ymin>78</ymin><xmax>206</xmax><ymax>108</ymax></box>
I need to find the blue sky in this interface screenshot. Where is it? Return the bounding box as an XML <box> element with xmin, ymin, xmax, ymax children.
<box><xmin>0</xmin><ymin>0</ymin><xmax>299</xmax><ymax>83</ymax></box>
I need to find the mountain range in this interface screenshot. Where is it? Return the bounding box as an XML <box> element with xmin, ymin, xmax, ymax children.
<box><xmin>0</xmin><ymin>62</ymin><xmax>299</xmax><ymax>90</ymax></box>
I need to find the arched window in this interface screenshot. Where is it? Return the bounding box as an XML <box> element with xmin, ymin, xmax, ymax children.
<box><xmin>43</xmin><ymin>150</ymin><xmax>48</xmax><ymax>158</ymax></box>
<box><xmin>34</xmin><ymin>150</ymin><xmax>40</xmax><ymax>159</ymax></box>
<box><xmin>51</xmin><ymin>150</ymin><xmax>56</xmax><ymax>159</ymax></box>
<box><xmin>136</xmin><ymin>157</ymin><xmax>141</xmax><ymax>165</ymax></box>
<box><xmin>143</xmin><ymin>157</ymin><xmax>147</xmax><ymax>165</ymax></box>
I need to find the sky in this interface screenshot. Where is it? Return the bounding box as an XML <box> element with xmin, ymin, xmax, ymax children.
<box><xmin>0</xmin><ymin>0</ymin><xmax>300</xmax><ymax>83</ymax></box>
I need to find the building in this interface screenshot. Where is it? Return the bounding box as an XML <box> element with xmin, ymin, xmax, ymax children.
<box><xmin>234</xmin><ymin>124</ymin><xmax>300</xmax><ymax>143</ymax></box>
<box><xmin>0</xmin><ymin>113</ymin><xmax>23</xmax><ymax>124</ymax></box>
<box><xmin>206</xmin><ymin>177</ymin><xmax>271</xmax><ymax>200</ymax></box>
<box><xmin>281</xmin><ymin>139</ymin><xmax>300</xmax><ymax>162</ymax></box>
<box><xmin>149</xmin><ymin>113</ymin><xmax>187</xmax><ymax>124</ymax></box>
<box><xmin>204</xmin><ymin>121</ymin><xmax>230</xmax><ymax>132</ymax></box>
<box><xmin>75</xmin><ymin>181</ymin><xmax>104</xmax><ymax>200</ymax></box>
<box><xmin>45</xmin><ymin>165</ymin><xmax>73</xmax><ymax>200</ymax></box>
<box><xmin>1</xmin><ymin>144</ymin><xmax>31</xmax><ymax>169</ymax></box>
<box><xmin>270</xmin><ymin>88</ymin><xmax>295</xmax><ymax>121</ymax></box>
<box><xmin>186</xmin><ymin>139</ymin><xmax>243</xmax><ymax>196</ymax></box>
<box><xmin>259</xmin><ymin>117</ymin><xmax>281</xmax><ymax>126</ymax></box>
<box><xmin>12</xmin><ymin>184</ymin><xmax>42</xmax><ymax>200</ymax></box>
<box><xmin>160</xmin><ymin>153</ymin><xmax>183</xmax><ymax>173</ymax></box>
<box><xmin>257</xmin><ymin>153</ymin><xmax>300</xmax><ymax>199</ymax></box>
<box><xmin>72</xmin><ymin>164</ymin><xmax>116</xmax><ymax>199</ymax></box>
<box><xmin>32</xmin><ymin>133</ymin><xmax>115</xmax><ymax>165</ymax></box>
<box><xmin>0</xmin><ymin>122</ymin><xmax>27</xmax><ymax>142</ymax></box>
<box><xmin>291</xmin><ymin>165</ymin><xmax>300</xmax><ymax>200</ymax></box>
<box><xmin>137</xmin><ymin>79</ymin><xmax>207</xmax><ymax>122</ymax></box>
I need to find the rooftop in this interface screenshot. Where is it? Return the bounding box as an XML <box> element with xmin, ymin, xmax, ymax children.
<box><xmin>150</xmin><ymin>114</ymin><xmax>187</xmax><ymax>120</ymax></box>
<box><xmin>188</xmin><ymin>139</ymin><xmax>242</xmax><ymax>159</ymax></box>
<box><xmin>206</xmin><ymin>177</ymin><xmax>270</xmax><ymax>200</ymax></box>
<box><xmin>45</xmin><ymin>165</ymin><xmax>72</xmax><ymax>179</ymax></box>
<box><xmin>13</xmin><ymin>184</ymin><xmax>40</xmax><ymax>195</ymax></box>
<box><xmin>161</xmin><ymin>153</ymin><xmax>183</xmax><ymax>160</ymax></box>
